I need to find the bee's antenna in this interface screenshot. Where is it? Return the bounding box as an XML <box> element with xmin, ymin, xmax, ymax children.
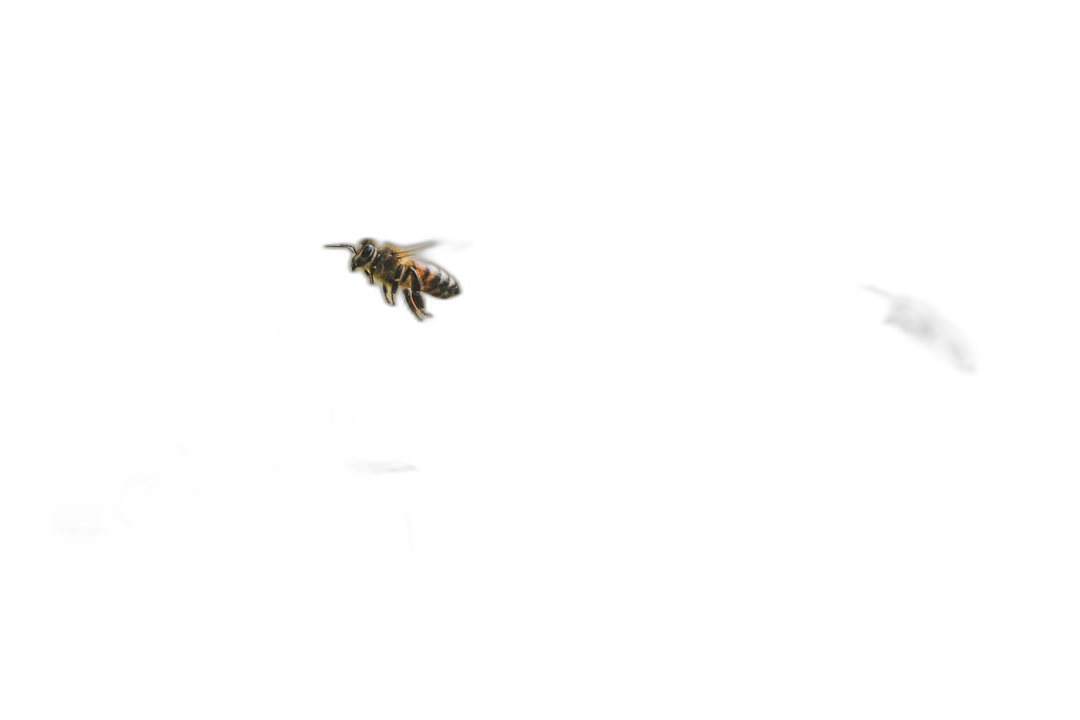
<box><xmin>324</xmin><ymin>244</ymin><xmax>358</xmax><ymax>253</ymax></box>
<box><xmin>863</xmin><ymin>285</ymin><xmax>894</xmax><ymax>299</ymax></box>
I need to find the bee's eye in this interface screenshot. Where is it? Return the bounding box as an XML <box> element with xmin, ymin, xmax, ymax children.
<box><xmin>358</xmin><ymin>245</ymin><xmax>375</xmax><ymax>263</ymax></box>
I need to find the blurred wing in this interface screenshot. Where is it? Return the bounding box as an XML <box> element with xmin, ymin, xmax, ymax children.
<box><xmin>384</xmin><ymin>240</ymin><xmax>438</xmax><ymax>258</ymax></box>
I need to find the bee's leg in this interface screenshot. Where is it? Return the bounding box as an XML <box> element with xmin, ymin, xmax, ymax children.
<box><xmin>364</xmin><ymin>268</ymin><xmax>374</xmax><ymax>285</ymax></box>
<box><xmin>379</xmin><ymin>265</ymin><xmax>410</xmax><ymax>305</ymax></box>
<box><xmin>388</xmin><ymin>265</ymin><xmax>406</xmax><ymax>306</ymax></box>
<box><xmin>402</xmin><ymin>267</ymin><xmax>431</xmax><ymax>321</ymax></box>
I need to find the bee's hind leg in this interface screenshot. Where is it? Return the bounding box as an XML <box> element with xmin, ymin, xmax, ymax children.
<box><xmin>402</xmin><ymin>267</ymin><xmax>431</xmax><ymax>321</ymax></box>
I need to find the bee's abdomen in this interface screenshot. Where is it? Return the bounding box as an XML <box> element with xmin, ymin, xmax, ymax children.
<box><xmin>417</xmin><ymin>263</ymin><xmax>461</xmax><ymax>299</ymax></box>
<box><xmin>920</xmin><ymin>321</ymin><xmax>980</xmax><ymax>375</ymax></box>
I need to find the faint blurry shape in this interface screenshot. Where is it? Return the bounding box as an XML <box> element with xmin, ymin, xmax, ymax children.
<box><xmin>353</xmin><ymin>460</ymin><xmax>417</xmax><ymax>474</ymax></box>
<box><xmin>864</xmin><ymin>286</ymin><xmax>976</xmax><ymax>372</ymax></box>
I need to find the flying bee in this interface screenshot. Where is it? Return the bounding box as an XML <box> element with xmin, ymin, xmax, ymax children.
<box><xmin>324</xmin><ymin>238</ymin><xmax>461</xmax><ymax>321</ymax></box>
<box><xmin>859</xmin><ymin>284</ymin><xmax>980</xmax><ymax>377</ymax></box>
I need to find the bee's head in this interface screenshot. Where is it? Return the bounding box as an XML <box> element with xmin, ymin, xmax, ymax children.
<box><xmin>349</xmin><ymin>237</ymin><xmax>380</xmax><ymax>272</ymax></box>
<box><xmin>325</xmin><ymin>239</ymin><xmax>377</xmax><ymax>271</ymax></box>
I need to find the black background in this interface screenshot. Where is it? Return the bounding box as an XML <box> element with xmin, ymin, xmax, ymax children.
<box><xmin>25</xmin><ymin>14</ymin><xmax>1062</xmax><ymax>669</ymax></box>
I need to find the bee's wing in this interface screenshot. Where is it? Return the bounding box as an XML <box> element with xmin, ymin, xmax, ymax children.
<box><xmin>384</xmin><ymin>240</ymin><xmax>438</xmax><ymax>258</ymax></box>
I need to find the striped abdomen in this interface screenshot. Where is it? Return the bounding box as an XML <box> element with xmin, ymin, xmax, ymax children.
<box><xmin>414</xmin><ymin>261</ymin><xmax>461</xmax><ymax>299</ymax></box>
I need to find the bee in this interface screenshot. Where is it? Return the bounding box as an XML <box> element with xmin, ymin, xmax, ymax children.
<box><xmin>325</xmin><ymin>238</ymin><xmax>461</xmax><ymax>321</ymax></box>
<box><xmin>859</xmin><ymin>284</ymin><xmax>980</xmax><ymax>377</ymax></box>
